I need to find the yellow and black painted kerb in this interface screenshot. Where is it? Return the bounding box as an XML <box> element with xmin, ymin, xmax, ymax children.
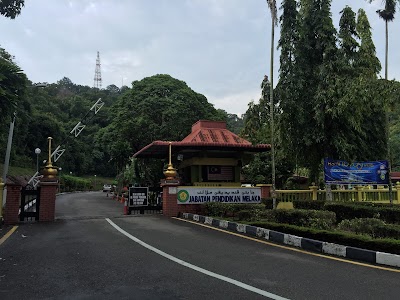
<box><xmin>177</xmin><ymin>213</ymin><xmax>400</xmax><ymax>272</ymax></box>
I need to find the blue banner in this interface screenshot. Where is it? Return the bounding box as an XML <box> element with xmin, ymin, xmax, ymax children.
<box><xmin>324</xmin><ymin>158</ymin><xmax>389</xmax><ymax>184</ymax></box>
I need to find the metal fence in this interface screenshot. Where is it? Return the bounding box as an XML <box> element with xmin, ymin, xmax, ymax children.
<box><xmin>276</xmin><ymin>184</ymin><xmax>400</xmax><ymax>203</ymax></box>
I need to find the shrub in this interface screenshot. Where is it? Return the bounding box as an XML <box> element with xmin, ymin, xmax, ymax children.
<box><xmin>337</xmin><ymin>218</ymin><xmax>400</xmax><ymax>239</ymax></box>
<box><xmin>324</xmin><ymin>202</ymin><xmax>400</xmax><ymax>225</ymax></box>
<box><xmin>374</xmin><ymin>223</ymin><xmax>400</xmax><ymax>239</ymax></box>
<box><xmin>337</xmin><ymin>218</ymin><xmax>386</xmax><ymax>237</ymax></box>
<box><xmin>293</xmin><ymin>200</ymin><xmax>326</xmax><ymax>210</ymax></box>
<box><xmin>204</xmin><ymin>202</ymin><xmax>265</xmax><ymax>218</ymax></box>
<box><xmin>62</xmin><ymin>175</ymin><xmax>91</xmax><ymax>192</ymax></box>
<box><xmin>272</xmin><ymin>209</ymin><xmax>336</xmax><ymax>230</ymax></box>
<box><xmin>377</xmin><ymin>207</ymin><xmax>400</xmax><ymax>224</ymax></box>
<box><xmin>323</xmin><ymin>203</ymin><xmax>376</xmax><ymax>222</ymax></box>
<box><xmin>236</xmin><ymin>209</ymin><xmax>272</xmax><ymax>222</ymax></box>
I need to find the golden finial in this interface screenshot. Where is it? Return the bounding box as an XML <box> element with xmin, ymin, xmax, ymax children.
<box><xmin>47</xmin><ymin>137</ymin><xmax>53</xmax><ymax>165</ymax></box>
<box><xmin>164</xmin><ymin>142</ymin><xmax>177</xmax><ymax>180</ymax></box>
<box><xmin>42</xmin><ymin>137</ymin><xmax>58</xmax><ymax>178</ymax></box>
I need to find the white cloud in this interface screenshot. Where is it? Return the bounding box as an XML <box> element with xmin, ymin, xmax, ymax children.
<box><xmin>0</xmin><ymin>0</ymin><xmax>399</xmax><ymax>115</ymax></box>
<box><xmin>207</xmin><ymin>89</ymin><xmax>261</xmax><ymax>116</ymax></box>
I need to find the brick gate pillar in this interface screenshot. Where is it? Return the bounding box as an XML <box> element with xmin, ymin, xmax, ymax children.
<box><xmin>4</xmin><ymin>184</ymin><xmax>21</xmax><ymax>225</ymax></box>
<box><xmin>161</xmin><ymin>181</ymin><xmax>180</xmax><ymax>217</ymax></box>
<box><xmin>257</xmin><ymin>184</ymin><xmax>272</xmax><ymax>199</ymax></box>
<box><xmin>39</xmin><ymin>178</ymin><xmax>58</xmax><ymax>222</ymax></box>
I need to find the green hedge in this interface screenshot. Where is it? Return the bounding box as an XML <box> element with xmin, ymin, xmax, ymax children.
<box><xmin>264</xmin><ymin>199</ymin><xmax>400</xmax><ymax>225</ymax></box>
<box><xmin>264</xmin><ymin>198</ymin><xmax>326</xmax><ymax>210</ymax></box>
<box><xmin>204</xmin><ymin>202</ymin><xmax>265</xmax><ymax>218</ymax></box>
<box><xmin>236</xmin><ymin>209</ymin><xmax>335</xmax><ymax>230</ymax></box>
<box><xmin>272</xmin><ymin>209</ymin><xmax>336</xmax><ymax>230</ymax></box>
<box><xmin>323</xmin><ymin>202</ymin><xmax>400</xmax><ymax>224</ymax></box>
<box><xmin>338</xmin><ymin>218</ymin><xmax>400</xmax><ymax>239</ymax></box>
<box><xmin>248</xmin><ymin>220</ymin><xmax>400</xmax><ymax>255</ymax></box>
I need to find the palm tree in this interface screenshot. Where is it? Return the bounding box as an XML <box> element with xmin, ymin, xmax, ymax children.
<box><xmin>370</xmin><ymin>0</ymin><xmax>397</xmax><ymax>80</ymax></box>
<box><xmin>266</xmin><ymin>0</ymin><xmax>278</xmax><ymax>208</ymax></box>
<box><xmin>368</xmin><ymin>0</ymin><xmax>398</xmax><ymax>204</ymax></box>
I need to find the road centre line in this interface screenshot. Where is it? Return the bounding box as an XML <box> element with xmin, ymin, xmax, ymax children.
<box><xmin>105</xmin><ymin>218</ymin><xmax>289</xmax><ymax>300</ymax></box>
<box><xmin>0</xmin><ymin>226</ymin><xmax>18</xmax><ymax>246</ymax></box>
<box><xmin>174</xmin><ymin>217</ymin><xmax>400</xmax><ymax>273</ymax></box>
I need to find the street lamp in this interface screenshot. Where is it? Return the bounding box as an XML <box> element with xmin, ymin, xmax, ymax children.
<box><xmin>58</xmin><ymin>167</ymin><xmax>62</xmax><ymax>192</ymax></box>
<box><xmin>94</xmin><ymin>175</ymin><xmax>97</xmax><ymax>190</ymax></box>
<box><xmin>35</xmin><ymin>148</ymin><xmax>41</xmax><ymax>173</ymax></box>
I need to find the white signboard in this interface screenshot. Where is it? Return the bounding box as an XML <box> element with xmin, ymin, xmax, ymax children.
<box><xmin>176</xmin><ymin>187</ymin><xmax>262</xmax><ymax>204</ymax></box>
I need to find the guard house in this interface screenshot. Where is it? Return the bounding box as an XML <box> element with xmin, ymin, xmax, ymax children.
<box><xmin>132</xmin><ymin>120</ymin><xmax>271</xmax><ymax>186</ymax></box>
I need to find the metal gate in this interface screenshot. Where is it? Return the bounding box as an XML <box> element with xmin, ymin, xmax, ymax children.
<box><xmin>20</xmin><ymin>185</ymin><xmax>41</xmax><ymax>222</ymax></box>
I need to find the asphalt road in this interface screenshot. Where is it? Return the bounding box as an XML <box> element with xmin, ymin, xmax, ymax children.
<box><xmin>0</xmin><ymin>191</ymin><xmax>399</xmax><ymax>300</ymax></box>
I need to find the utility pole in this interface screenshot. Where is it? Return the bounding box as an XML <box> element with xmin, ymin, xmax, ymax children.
<box><xmin>2</xmin><ymin>112</ymin><xmax>16</xmax><ymax>184</ymax></box>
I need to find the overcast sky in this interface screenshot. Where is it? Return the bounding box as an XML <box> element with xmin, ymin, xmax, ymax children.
<box><xmin>1</xmin><ymin>0</ymin><xmax>399</xmax><ymax>116</ymax></box>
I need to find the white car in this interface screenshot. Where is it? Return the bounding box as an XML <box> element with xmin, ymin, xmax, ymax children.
<box><xmin>103</xmin><ymin>184</ymin><xmax>112</xmax><ymax>192</ymax></box>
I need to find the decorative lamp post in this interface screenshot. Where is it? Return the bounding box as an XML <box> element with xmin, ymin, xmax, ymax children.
<box><xmin>0</xmin><ymin>178</ymin><xmax>4</xmax><ymax>222</ymax></box>
<box><xmin>42</xmin><ymin>137</ymin><xmax>58</xmax><ymax>179</ymax></box>
<box><xmin>163</xmin><ymin>142</ymin><xmax>177</xmax><ymax>180</ymax></box>
<box><xmin>58</xmin><ymin>167</ymin><xmax>62</xmax><ymax>191</ymax></box>
<box><xmin>35</xmin><ymin>148</ymin><xmax>41</xmax><ymax>173</ymax></box>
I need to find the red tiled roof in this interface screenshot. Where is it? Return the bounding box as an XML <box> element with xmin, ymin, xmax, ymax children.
<box><xmin>132</xmin><ymin>120</ymin><xmax>270</xmax><ymax>158</ymax></box>
<box><xmin>182</xmin><ymin>120</ymin><xmax>251</xmax><ymax>145</ymax></box>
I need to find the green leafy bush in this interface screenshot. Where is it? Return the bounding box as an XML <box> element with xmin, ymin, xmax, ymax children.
<box><xmin>62</xmin><ymin>175</ymin><xmax>91</xmax><ymax>192</ymax></box>
<box><xmin>337</xmin><ymin>218</ymin><xmax>400</xmax><ymax>239</ymax></box>
<box><xmin>272</xmin><ymin>209</ymin><xmax>336</xmax><ymax>230</ymax></box>
<box><xmin>337</xmin><ymin>218</ymin><xmax>386</xmax><ymax>237</ymax></box>
<box><xmin>323</xmin><ymin>203</ymin><xmax>377</xmax><ymax>222</ymax></box>
<box><xmin>264</xmin><ymin>199</ymin><xmax>326</xmax><ymax>210</ymax></box>
<box><xmin>374</xmin><ymin>223</ymin><xmax>400</xmax><ymax>239</ymax></box>
<box><xmin>293</xmin><ymin>200</ymin><xmax>326</xmax><ymax>210</ymax></box>
<box><xmin>235</xmin><ymin>208</ymin><xmax>335</xmax><ymax>230</ymax></box>
<box><xmin>204</xmin><ymin>202</ymin><xmax>265</xmax><ymax>218</ymax></box>
<box><xmin>323</xmin><ymin>202</ymin><xmax>400</xmax><ymax>224</ymax></box>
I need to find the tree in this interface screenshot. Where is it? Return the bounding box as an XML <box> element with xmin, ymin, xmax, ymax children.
<box><xmin>266</xmin><ymin>0</ymin><xmax>278</xmax><ymax>206</ymax></box>
<box><xmin>0</xmin><ymin>47</ymin><xmax>27</xmax><ymax>122</ymax></box>
<box><xmin>241</xmin><ymin>76</ymin><xmax>293</xmax><ymax>187</ymax></box>
<box><xmin>103</xmin><ymin>74</ymin><xmax>223</xmax><ymax>186</ymax></box>
<box><xmin>276</xmin><ymin>0</ymin><xmax>299</xmax><ymax>167</ymax></box>
<box><xmin>287</xmin><ymin>0</ymin><xmax>338</xmax><ymax>181</ymax></box>
<box><xmin>338</xmin><ymin>6</ymin><xmax>359</xmax><ymax>76</ymax></box>
<box><xmin>355</xmin><ymin>8</ymin><xmax>381</xmax><ymax>77</ymax></box>
<box><xmin>216</xmin><ymin>109</ymin><xmax>244</xmax><ymax>134</ymax></box>
<box><xmin>371</xmin><ymin>0</ymin><xmax>397</xmax><ymax>80</ymax></box>
<box><xmin>0</xmin><ymin>0</ymin><xmax>25</xmax><ymax>19</ymax></box>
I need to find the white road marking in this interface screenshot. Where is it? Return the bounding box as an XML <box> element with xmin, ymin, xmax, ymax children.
<box><xmin>106</xmin><ymin>218</ymin><xmax>289</xmax><ymax>300</ymax></box>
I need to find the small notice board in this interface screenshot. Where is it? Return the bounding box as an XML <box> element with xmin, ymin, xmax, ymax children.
<box><xmin>128</xmin><ymin>187</ymin><xmax>148</xmax><ymax>207</ymax></box>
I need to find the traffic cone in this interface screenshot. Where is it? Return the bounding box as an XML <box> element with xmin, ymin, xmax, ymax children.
<box><xmin>124</xmin><ymin>199</ymin><xmax>129</xmax><ymax>215</ymax></box>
